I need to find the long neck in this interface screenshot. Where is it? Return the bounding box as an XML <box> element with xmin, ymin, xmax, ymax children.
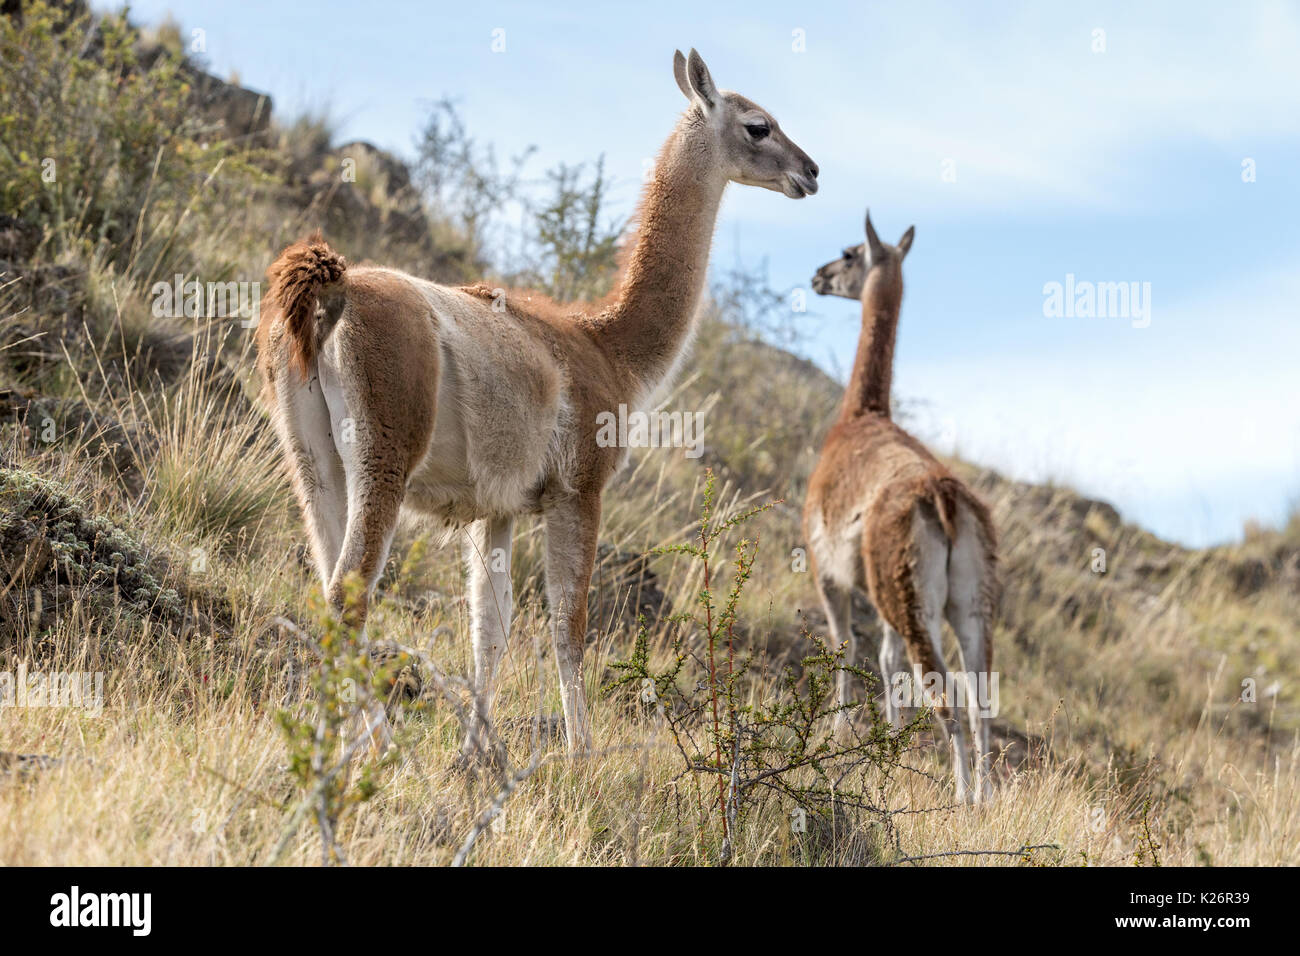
<box><xmin>842</xmin><ymin>265</ymin><xmax>902</xmax><ymax>419</ymax></box>
<box><xmin>594</xmin><ymin>113</ymin><xmax>726</xmax><ymax>397</ymax></box>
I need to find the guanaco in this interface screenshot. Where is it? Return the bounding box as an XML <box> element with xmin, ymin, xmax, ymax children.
<box><xmin>805</xmin><ymin>211</ymin><xmax>998</xmax><ymax>802</ymax></box>
<box><xmin>256</xmin><ymin>50</ymin><xmax>820</xmax><ymax>759</ymax></box>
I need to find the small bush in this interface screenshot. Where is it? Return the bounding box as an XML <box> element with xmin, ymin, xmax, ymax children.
<box><xmin>607</xmin><ymin>469</ymin><xmax>918</xmax><ymax>864</ymax></box>
<box><xmin>0</xmin><ymin>1</ymin><xmax>262</xmax><ymax>279</ymax></box>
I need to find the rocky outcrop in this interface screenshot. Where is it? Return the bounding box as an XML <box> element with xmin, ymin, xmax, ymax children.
<box><xmin>287</xmin><ymin>139</ymin><xmax>474</xmax><ymax>281</ymax></box>
<box><xmin>183</xmin><ymin>63</ymin><xmax>273</xmax><ymax>143</ymax></box>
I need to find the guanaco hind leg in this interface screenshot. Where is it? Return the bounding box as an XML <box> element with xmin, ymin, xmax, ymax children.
<box><xmin>462</xmin><ymin>515</ymin><xmax>515</xmax><ymax>762</ymax></box>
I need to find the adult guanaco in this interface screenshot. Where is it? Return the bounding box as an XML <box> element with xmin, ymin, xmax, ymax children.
<box><xmin>256</xmin><ymin>50</ymin><xmax>819</xmax><ymax>759</ymax></box>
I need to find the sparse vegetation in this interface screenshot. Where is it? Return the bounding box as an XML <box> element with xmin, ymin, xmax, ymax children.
<box><xmin>1</xmin><ymin>1</ymin><xmax>1296</xmax><ymax>867</ymax></box>
<box><xmin>606</xmin><ymin>470</ymin><xmax>928</xmax><ymax>865</ymax></box>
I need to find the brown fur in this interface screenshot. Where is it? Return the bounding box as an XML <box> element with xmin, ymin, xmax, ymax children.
<box><xmin>584</xmin><ymin>112</ymin><xmax>728</xmax><ymax>395</ymax></box>
<box><xmin>450</xmin><ymin>106</ymin><xmax>730</xmax><ymax>495</ymax></box>
<box><xmin>254</xmin><ymin>50</ymin><xmax>818</xmax><ymax>753</ymax></box>
<box><xmin>804</xmin><ymin>243</ymin><xmax>1000</xmax><ymax>678</ymax></box>
<box><xmin>845</xmin><ymin>266</ymin><xmax>903</xmax><ymax>418</ymax></box>
<box><xmin>263</xmin><ymin>231</ymin><xmax>347</xmax><ymax>380</ymax></box>
<box><xmin>251</xmin><ymin>116</ymin><xmax>718</xmax><ymax>743</ymax></box>
<box><xmin>324</xmin><ymin>270</ymin><xmax>439</xmax><ymax>619</ymax></box>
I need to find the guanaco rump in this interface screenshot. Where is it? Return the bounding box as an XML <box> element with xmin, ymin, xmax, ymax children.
<box><xmin>805</xmin><ymin>211</ymin><xmax>999</xmax><ymax>802</ymax></box>
<box><xmin>256</xmin><ymin>50</ymin><xmax>819</xmax><ymax>759</ymax></box>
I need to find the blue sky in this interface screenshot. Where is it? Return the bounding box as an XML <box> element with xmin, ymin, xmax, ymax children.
<box><xmin>100</xmin><ymin>0</ymin><xmax>1300</xmax><ymax>546</ymax></box>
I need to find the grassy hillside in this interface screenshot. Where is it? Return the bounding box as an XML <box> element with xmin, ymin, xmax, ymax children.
<box><xmin>1</xmin><ymin>1</ymin><xmax>1296</xmax><ymax>865</ymax></box>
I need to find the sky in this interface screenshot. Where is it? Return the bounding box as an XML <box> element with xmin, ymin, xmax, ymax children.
<box><xmin>97</xmin><ymin>0</ymin><xmax>1300</xmax><ymax>546</ymax></box>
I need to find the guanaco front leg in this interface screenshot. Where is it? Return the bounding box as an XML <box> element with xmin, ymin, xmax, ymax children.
<box><xmin>543</xmin><ymin>495</ymin><xmax>601</xmax><ymax>752</ymax></box>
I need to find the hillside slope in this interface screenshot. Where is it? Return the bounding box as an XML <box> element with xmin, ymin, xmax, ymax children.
<box><xmin>1</xmin><ymin>1</ymin><xmax>1295</xmax><ymax>865</ymax></box>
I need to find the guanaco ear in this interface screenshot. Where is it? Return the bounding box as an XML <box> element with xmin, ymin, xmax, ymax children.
<box><xmin>673</xmin><ymin>50</ymin><xmax>692</xmax><ymax>101</ymax></box>
<box><xmin>683</xmin><ymin>48</ymin><xmax>718</xmax><ymax>109</ymax></box>
<box><xmin>864</xmin><ymin>209</ymin><xmax>885</xmax><ymax>260</ymax></box>
<box><xmin>897</xmin><ymin>225</ymin><xmax>915</xmax><ymax>258</ymax></box>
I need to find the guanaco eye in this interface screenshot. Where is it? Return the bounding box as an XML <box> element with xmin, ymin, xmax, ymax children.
<box><xmin>842</xmin><ymin>250</ymin><xmax>854</xmax><ymax>261</ymax></box>
<box><xmin>744</xmin><ymin>122</ymin><xmax>770</xmax><ymax>140</ymax></box>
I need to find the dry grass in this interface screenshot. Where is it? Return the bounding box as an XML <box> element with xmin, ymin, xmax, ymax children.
<box><xmin>3</xmin><ymin>339</ymin><xmax>1297</xmax><ymax>867</ymax></box>
<box><xmin>2</xmin><ymin>1</ymin><xmax>1295</xmax><ymax>866</ymax></box>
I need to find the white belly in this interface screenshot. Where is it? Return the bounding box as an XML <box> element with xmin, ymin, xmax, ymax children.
<box><xmin>403</xmin><ymin>321</ymin><xmax>567</xmax><ymax>524</ymax></box>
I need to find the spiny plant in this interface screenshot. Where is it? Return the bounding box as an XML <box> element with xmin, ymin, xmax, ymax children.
<box><xmin>1133</xmin><ymin>797</ymin><xmax>1164</xmax><ymax>867</ymax></box>
<box><xmin>528</xmin><ymin>155</ymin><xmax>622</xmax><ymax>302</ymax></box>
<box><xmin>606</xmin><ymin>468</ymin><xmax>921</xmax><ymax>864</ymax></box>
<box><xmin>274</xmin><ymin>576</ymin><xmax>412</xmax><ymax>866</ymax></box>
<box><xmin>0</xmin><ymin>467</ymin><xmax>186</xmax><ymax>639</ymax></box>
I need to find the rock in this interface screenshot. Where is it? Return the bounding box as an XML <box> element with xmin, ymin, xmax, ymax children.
<box><xmin>1280</xmin><ymin>551</ymin><xmax>1300</xmax><ymax>594</ymax></box>
<box><xmin>0</xmin><ymin>752</ymin><xmax>61</xmax><ymax>777</ymax></box>
<box><xmin>1068</xmin><ymin>494</ymin><xmax>1121</xmax><ymax>528</ymax></box>
<box><xmin>588</xmin><ymin>544</ymin><xmax>670</xmax><ymax>638</ymax></box>
<box><xmin>0</xmin><ymin>214</ymin><xmax>40</xmax><ymax>261</ymax></box>
<box><xmin>1229</xmin><ymin>557</ymin><xmax>1270</xmax><ymax>597</ymax></box>
<box><xmin>184</xmin><ymin>65</ymin><xmax>273</xmax><ymax>143</ymax></box>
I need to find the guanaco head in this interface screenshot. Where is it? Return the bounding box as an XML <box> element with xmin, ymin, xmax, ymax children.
<box><xmin>673</xmin><ymin>48</ymin><xmax>819</xmax><ymax>199</ymax></box>
<box><xmin>811</xmin><ymin>209</ymin><xmax>915</xmax><ymax>299</ymax></box>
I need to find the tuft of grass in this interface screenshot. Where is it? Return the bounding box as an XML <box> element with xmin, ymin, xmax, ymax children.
<box><xmin>143</xmin><ymin>340</ymin><xmax>288</xmax><ymax>551</ymax></box>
